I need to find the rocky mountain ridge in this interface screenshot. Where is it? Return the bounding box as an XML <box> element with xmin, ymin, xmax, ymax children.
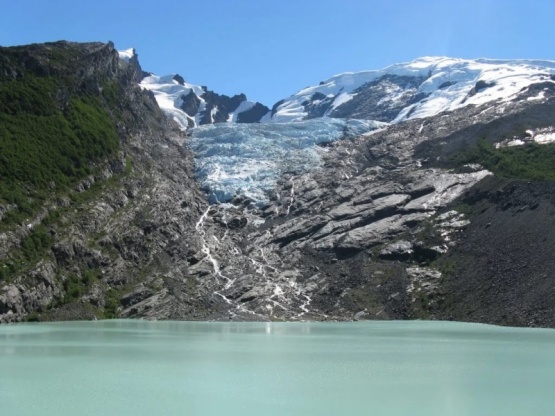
<box><xmin>140</xmin><ymin>53</ymin><xmax>555</xmax><ymax>130</ymax></box>
<box><xmin>1</xmin><ymin>42</ymin><xmax>555</xmax><ymax>327</ymax></box>
<box><xmin>268</xmin><ymin>56</ymin><xmax>555</xmax><ymax>123</ymax></box>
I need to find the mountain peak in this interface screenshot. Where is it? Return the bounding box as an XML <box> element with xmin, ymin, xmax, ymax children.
<box><xmin>270</xmin><ymin>56</ymin><xmax>555</xmax><ymax>123</ymax></box>
<box><xmin>138</xmin><ymin>72</ymin><xmax>269</xmax><ymax>128</ymax></box>
<box><xmin>120</xmin><ymin>48</ymin><xmax>555</xmax><ymax>129</ymax></box>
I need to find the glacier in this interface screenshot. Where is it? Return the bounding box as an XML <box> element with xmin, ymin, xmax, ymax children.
<box><xmin>188</xmin><ymin>118</ymin><xmax>385</xmax><ymax>204</ymax></box>
<box><xmin>128</xmin><ymin>52</ymin><xmax>555</xmax><ymax>205</ymax></box>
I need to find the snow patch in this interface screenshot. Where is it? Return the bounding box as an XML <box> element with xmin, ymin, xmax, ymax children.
<box><xmin>117</xmin><ymin>48</ymin><xmax>135</xmax><ymax>62</ymax></box>
<box><xmin>527</xmin><ymin>90</ymin><xmax>546</xmax><ymax>101</ymax></box>
<box><xmin>534</xmin><ymin>130</ymin><xmax>555</xmax><ymax>144</ymax></box>
<box><xmin>496</xmin><ymin>127</ymin><xmax>555</xmax><ymax>148</ymax></box>
<box><xmin>140</xmin><ymin>74</ymin><xmax>207</xmax><ymax>129</ymax></box>
<box><xmin>141</xmin><ymin>75</ymin><xmax>265</xmax><ymax>128</ymax></box>
<box><xmin>228</xmin><ymin>101</ymin><xmax>255</xmax><ymax>123</ymax></box>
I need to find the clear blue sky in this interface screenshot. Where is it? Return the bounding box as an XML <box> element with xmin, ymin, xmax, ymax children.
<box><xmin>2</xmin><ymin>0</ymin><xmax>554</xmax><ymax>105</ymax></box>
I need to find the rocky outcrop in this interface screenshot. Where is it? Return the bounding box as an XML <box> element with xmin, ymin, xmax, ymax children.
<box><xmin>180</xmin><ymin>90</ymin><xmax>201</xmax><ymax>124</ymax></box>
<box><xmin>330</xmin><ymin>74</ymin><xmax>429</xmax><ymax>121</ymax></box>
<box><xmin>431</xmin><ymin>177</ymin><xmax>555</xmax><ymax>327</ymax></box>
<box><xmin>0</xmin><ymin>41</ymin><xmax>119</xmax><ymax>81</ymax></box>
<box><xmin>237</xmin><ymin>102</ymin><xmax>271</xmax><ymax>123</ymax></box>
<box><xmin>198</xmin><ymin>90</ymin><xmax>251</xmax><ymax>124</ymax></box>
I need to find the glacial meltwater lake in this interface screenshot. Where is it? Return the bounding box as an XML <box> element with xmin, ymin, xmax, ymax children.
<box><xmin>1</xmin><ymin>320</ymin><xmax>554</xmax><ymax>416</ymax></box>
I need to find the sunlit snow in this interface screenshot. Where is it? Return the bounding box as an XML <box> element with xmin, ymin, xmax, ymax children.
<box><xmin>137</xmin><ymin>55</ymin><xmax>555</xmax><ymax>128</ymax></box>
<box><xmin>227</xmin><ymin>101</ymin><xmax>255</xmax><ymax>122</ymax></box>
<box><xmin>140</xmin><ymin>75</ymin><xmax>263</xmax><ymax>128</ymax></box>
<box><xmin>496</xmin><ymin>127</ymin><xmax>555</xmax><ymax>148</ymax></box>
<box><xmin>141</xmin><ymin>74</ymin><xmax>206</xmax><ymax>129</ymax></box>
<box><xmin>271</xmin><ymin>57</ymin><xmax>555</xmax><ymax>123</ymax></box>
<box><xmin>534</xmin><ymin>131</ymin><xmax>555</xmax><ymax>144</ymax></box>
<box><xmin>118</xmin><ymin>48</ymin><xmax>135</xmax><ymax>62</ymax></box>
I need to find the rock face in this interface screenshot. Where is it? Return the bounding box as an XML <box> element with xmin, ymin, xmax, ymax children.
<box><xmin>432</xmin><ymin>177</ymin><xmax>555</xmax><ymax>327</ymax></box>
<box><xmin>324</xmin><ymin>74</ymin><xmax>429</xmax><ymax>122</ymax></box>
<box><xmin>2</xmin><ymin>43</ymin><xmax>555</xmax><ymax>328</ymax></box>
<box><xmin>1</xmin><ymin>41</ymin><xmax>119</xmax><ymax>80</ymax></box>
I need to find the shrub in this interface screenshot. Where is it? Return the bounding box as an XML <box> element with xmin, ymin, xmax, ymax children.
<box><xmin>0</xmin><ymin>74</ymin><xmax>120</xmax><ymax>226</ymax></box>
<box><xmin>453</xmin><ymin>138</ymin><xmax>555</xmax><ymax>181</ymax></box>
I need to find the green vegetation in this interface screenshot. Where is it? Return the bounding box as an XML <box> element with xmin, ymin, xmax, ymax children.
<box><xmin>433</xmin><ymin>258</ymin><xmax>457</xmax><ymax>277</ymax></box>
<box><xmin>0</xmin><ymin>167</ymin><xmax>132</xmax><ymax>283</ymax></box>
<box><xmin>125</xmin><ymin>155</ymin><xmax>133</xmax><ymax>175</ymax></box>
<box><xmin>0</xmin><ymin>45</ymin><xmax>127</xmax><ymax>285</ymax></box>
<box><xmin>63</xmin><ymin>274</ymin><xmax>87</xmax><ymax>301</ymax></box>
<box><xmin>103</xmin><ymin>289</ymin><xmax>120</xmax><ymax>319</ymax></box>
<box><xmin>0</xmin><ymin>43</ymin><xmax>135</xmax><ymax>320</ymax></box>
<box><xmin>0</xmin><ymin>73</ymin><xmax>120</xmax><ymax>227</ymax></box>
<box><xmin>0</xmin><ymin>263</ymin><xmax>15</xmax><ymax>282</ymax></box>
<box><xmin>0</xmin><ymin>224</ymin><xmax>54</xmax><ymax>282</ymax></box>
<box><xmin>453</xmin><ymin>203</ymin><xmax>473</xmax><ymax>216</ymax></box>
<box><xmin>61</xmin><ymin>269</ymin><xmax>101</xmax><ymax>304</ymax></box>
<box><xmin>20</xmin><ymin>224</ymin><xmax>53</xmax><ymax>262</ymax></box>
<box><xmin>24</xmin><ymin>312</ymin><xmax>41</xmax><ymax>322</ymax></box>
<box><xmin>453</xmin><ymin>138</ymin><xmax>555</xmax><ymax>181</ymax></box>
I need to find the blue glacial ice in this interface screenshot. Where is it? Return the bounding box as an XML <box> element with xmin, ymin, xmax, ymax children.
<box><xmin>187</xmin><ymin>118</ymin><xmax>385</xmax><ymax>204</ymax></box>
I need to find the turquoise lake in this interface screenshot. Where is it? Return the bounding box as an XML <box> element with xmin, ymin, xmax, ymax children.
<box><xmin>1</xmin><ymin>320</ymin><xmax>554</xmax><ymax>415</ymax></box>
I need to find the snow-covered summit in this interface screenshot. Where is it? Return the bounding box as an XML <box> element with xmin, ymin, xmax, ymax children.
<box><xmin>123</xmin><ymin>52</ymin><xmax>555</xmax><ymax>129</ymax></box>
<box><xmin>129</xmin><ymin>53</ymin><xmax>555</xmax><ymax>206</ymax></box>
<box><xmin>140</xmin><ymin>73</ymin><xmax>269</xmax><ymax>129</ymax></box>
<box><xmin>141</xmin><ymin>74</ymin><xmax>207</xmax><ymax>128</ymax></box>
<box><xmin>269</xmin><ymin>56</ymin><xmax>555</xmax><ymax>123</ymax></box>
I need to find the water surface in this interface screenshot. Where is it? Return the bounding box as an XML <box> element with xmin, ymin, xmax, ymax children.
<box><xmin>1</xmin><ymin>320</ymin><xmax>554</xmax><ymax>415</ymax></box>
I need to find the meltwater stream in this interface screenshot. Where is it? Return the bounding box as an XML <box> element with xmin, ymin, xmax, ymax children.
<box><xmin>1</xmin><ymin>320</ymin><xmax>555</xmax><ymax>416</ymax></box>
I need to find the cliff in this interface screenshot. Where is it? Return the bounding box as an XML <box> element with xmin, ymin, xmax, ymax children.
<box><xmin>0</xmin><ymin>41</ymin><xmax>210</xmax><ymax>322</ymax></box>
